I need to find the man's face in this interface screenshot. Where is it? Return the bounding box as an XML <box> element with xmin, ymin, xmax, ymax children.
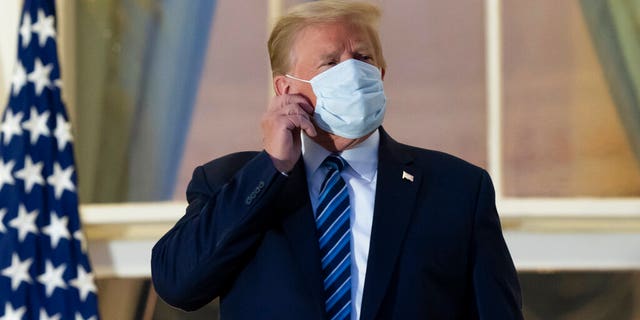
<box><xmin>287</xmin><ymin>20</ymin><xmax>383</xmax><ymax>107</ymax></box>
<box><xmin>275</xmin><ymin>20</ymin><xmax>384</xmax><ymax>151</ymax></box>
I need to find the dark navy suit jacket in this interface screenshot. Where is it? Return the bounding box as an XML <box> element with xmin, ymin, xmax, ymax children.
<box><xmin>151</xmin><ymin>129</ymin><xmax>523</xmax><ymax>319</ymax></box>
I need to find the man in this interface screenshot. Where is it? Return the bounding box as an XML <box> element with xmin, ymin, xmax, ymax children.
<box><xmin>151</xmin><ymin>1</ymin><xmax>523</xmax><ymax>319</ymax></box>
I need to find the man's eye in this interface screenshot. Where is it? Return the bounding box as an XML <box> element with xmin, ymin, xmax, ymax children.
<box><xmin>326</xmin><ymin>61</ymin><xmax>338</xmax><ymax>66</ymax></box>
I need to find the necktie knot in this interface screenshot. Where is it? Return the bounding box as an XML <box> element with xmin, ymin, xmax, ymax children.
<box><xmin>323</xmin><ymin>155</ymin><xmax>346</xmax><ymax>172</ymax></box>
<box><xmin>320</xmin><ymin>155</ymin><xmax>347</xmax><ymax>192</ymax></box>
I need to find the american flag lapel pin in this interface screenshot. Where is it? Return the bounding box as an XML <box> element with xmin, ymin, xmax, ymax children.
<box><xmin>402</xmin><ymin>171</ymin><xmax>414</xmax><ymax>182</ymax></box>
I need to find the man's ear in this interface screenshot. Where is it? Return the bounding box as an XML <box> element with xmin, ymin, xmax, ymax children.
<box><xmin>273</xmin><ymin>75</ymin><xmax>290</xmax><ymax>96</ymax></box>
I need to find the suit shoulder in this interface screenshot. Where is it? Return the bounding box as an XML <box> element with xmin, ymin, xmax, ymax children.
<box><xmin>200</xmin><ymin>151</ymin><xmax>261</xmax><ymax>173</ymax></box>
<box><xmin>189</xmin><ymin>151</ymin><xmax>261</xmax><ymax>195</ymax></box>
<box><xmin>401</xmin><ymin>144</ymin><xmax>486</xmax><ymax>179</ymax></box>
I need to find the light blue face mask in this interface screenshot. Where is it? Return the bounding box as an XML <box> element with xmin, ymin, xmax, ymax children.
<box><xmin>286</xmin><ymin>59</ymin><xmax>386</xmax><ymax>139</ymax></box>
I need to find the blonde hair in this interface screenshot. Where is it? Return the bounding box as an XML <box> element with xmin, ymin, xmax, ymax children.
<box><xmin>268</xmin><ymin>0</ymin><xmax>386</xmax><ymax>76</ymax></box>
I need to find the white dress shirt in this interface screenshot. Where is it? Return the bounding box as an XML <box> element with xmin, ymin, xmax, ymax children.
<box><xmin>301</xmin><ymin>129</ymin><xmax>379</xmax><ymax>320</ymax></box>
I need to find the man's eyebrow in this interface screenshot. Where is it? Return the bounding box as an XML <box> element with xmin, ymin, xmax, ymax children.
<box><xmin>353</xmin><ymin>43</ymin><xmax>372</xmax><ymax>53</ymax></box>
<box><xmin>318</xmin><ymin>51</ymin><xmax>339</xmax><ymax>60</ymax></box>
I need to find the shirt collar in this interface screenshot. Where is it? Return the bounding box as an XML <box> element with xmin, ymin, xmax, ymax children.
<box><xmin>301</xmin><ymin>129</ymin><xmax>379</xmax><ymax>182</ymax></box>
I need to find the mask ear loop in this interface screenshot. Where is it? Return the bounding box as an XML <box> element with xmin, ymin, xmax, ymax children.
<box><xmin>285</xmin><ymin>74</ymin><xmax>312</xmax><ymax>83</ymax></box>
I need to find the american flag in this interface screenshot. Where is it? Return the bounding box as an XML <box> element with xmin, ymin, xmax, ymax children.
<box><xmin>0</xmin><ymin>0</ymin><xmax>100</xmax><ymax>319</ymax></box>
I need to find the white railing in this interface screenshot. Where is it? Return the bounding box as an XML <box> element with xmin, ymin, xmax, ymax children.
<box><xmin>82</xmin><ymin>200</ymin><xmax>640</xmax><ymax>278</ymax></box>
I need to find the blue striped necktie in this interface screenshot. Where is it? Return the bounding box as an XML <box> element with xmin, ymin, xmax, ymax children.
<box><xmin>316</xmin><ymin>155</ymin><xmax>351</xmax><ymax>320</ymax></box>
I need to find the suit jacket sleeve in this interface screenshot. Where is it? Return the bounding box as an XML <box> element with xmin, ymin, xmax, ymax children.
<box><xmin>151</xmin><ymin>151</ymin><xmax>288</xmax><ymax>311</ymax></box>
<box><xmin>471</xmin><ymin>170</ymin><xmax>523</xmax><ymax>319</ymax></box>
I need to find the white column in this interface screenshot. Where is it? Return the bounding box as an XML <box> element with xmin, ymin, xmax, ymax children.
<box><xmin>267</xmin><ymin>0</ymin><xmax>283</xmax><ymax>96</ymax></box>
<box><xmin>485</xmin><ymin>0</ymin><xmax>503</xmax><ymax>198</ymax></box>
<box><xmin>56</xmin><ymin>1</ymin><xmax>77</xmax><ymax>121</ymax></box>
<box><xmin>0</xmin><ymin>0</ymin><xmax>22</xmax><ymax>114</ymax></box>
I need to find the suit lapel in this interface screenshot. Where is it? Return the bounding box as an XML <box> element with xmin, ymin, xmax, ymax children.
<box><xmin>360</xmin><ymin>129</ymin><xmax>422</xmax><ymax>320</ymax></box>
<box><xmin>278</xmin><ymin>159</ymin><xmax>325</xmax><ymax>318</ymax></box>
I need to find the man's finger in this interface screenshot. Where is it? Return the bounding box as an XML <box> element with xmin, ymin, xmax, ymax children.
<box><xmin>287</xmin><ymin>114</ymin><xmax>316</xmax><ymax>137</ymax></box>
<box><xmin>295</xmin><ymin>99</ymin><xmax>314</xmax><ymax>114</ymax></box>
<box><xmin>299</xmin><ymin>116</ymin><xmax>317</xmax><ymax>137</ymax></box>
<box><xmin>281</xmin><ymin>94</ymin><xmax>314</xmax><ymax>114</ymax></box>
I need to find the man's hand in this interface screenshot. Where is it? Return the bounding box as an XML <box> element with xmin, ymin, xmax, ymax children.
<box><xmin>261</xmin><ymin>94</ymin><xmax>317</xmax><ymax>173</ymax></box>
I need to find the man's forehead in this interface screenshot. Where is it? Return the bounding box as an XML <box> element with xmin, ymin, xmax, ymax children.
<box><xmin>315</xmin><ymin>41</ymin><xmax>373</xmax><ymax>56</ymax></box>
<box><xmin>295</xmin><ymin>22</ymin><xmax>373</xmax><ymax>52</ymax></box>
